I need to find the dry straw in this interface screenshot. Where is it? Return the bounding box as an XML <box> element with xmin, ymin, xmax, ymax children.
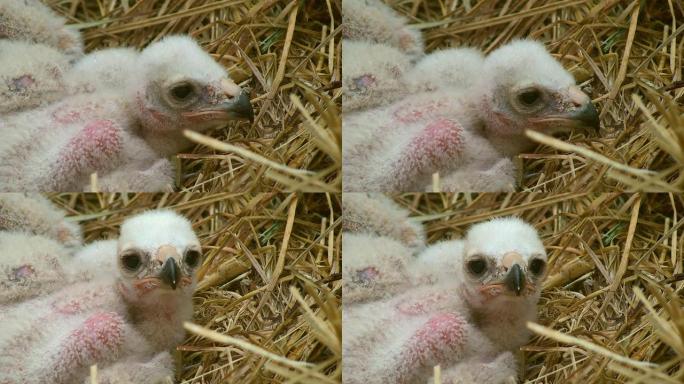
<box><xmin>389</xmin><ymin>0</ymin><xmax>684</xmax><ymax>192</ymax></box>
<box><xmin>393</xmin><ymin>192</ymin><xmax>684</xmax><ymax>383</ymax></box>
<box><xmin>50</xmin><ymin>0</ymin><xmax>341</xmax><ymax>192</ymax></box>
<box><xmin>50</xmin><ymin>192</ymin><xmax>341</xmax><ymax>383</ymax></box>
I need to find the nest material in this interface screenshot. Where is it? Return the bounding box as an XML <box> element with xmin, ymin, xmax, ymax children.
<box><xmin>49</xmin><ymin>0</ymin><xmax>341</xmax><ymax>192</ymax></box>
<box><xmin>387</xmin><ymin>0</ymin><xmax>684</xmax><ymax>192</ymax></box>
<box><xmin>50</xmin><ymin>192</ymin><xmax>341</xmax><ymax>383</ymax></box>
<box><xmin>391</xmin><ymin>192</ymin><xmax>684</xmax><ymax>383</ymax></box>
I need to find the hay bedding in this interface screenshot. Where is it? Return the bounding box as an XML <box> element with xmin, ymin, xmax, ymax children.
<box><xmin>49</xmin><ymin>0</ymin><xmax>341</xmax><ymax>193</ymax></box>
<box><xmin>49</xmin><ymin>192</ymin><xmax>341</xmax><ymax>383</ymax></box>
<box><xmin>387</xmin><ymin>0</ymin><xmax>684</xmax><ymax>192</ymax></box>
<box><xmin>390</xmin><ymin>192</ymin><xmax>684</xmax><ymax>383</ymax></box>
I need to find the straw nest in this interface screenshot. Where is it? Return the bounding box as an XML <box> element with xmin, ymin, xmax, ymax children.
<box><xmin>50</xmin><ymin>0</ymin><xmax>341</xmax><ymax>192</ymax></box>
<box><xmin>388</xmin><ymin>0</ymin><xmax>684</xmax><ymax>192</ymax></box>
<box><xmin>50</xmin><ymin>192</ymin><xmax>341</xmax><ymax>383</ymax></box>
<box><xmin>391</xmin><ymin>192</ymin><xmax>684</xmax><ymax>383</ymax></box>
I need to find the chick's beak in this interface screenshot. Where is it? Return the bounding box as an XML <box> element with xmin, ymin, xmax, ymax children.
<box><xmin>221</xmin><ymin>78</ymin><xmax>254</xmax><ymax>122</ymax></box>
<box><xmin>159</xmin><ymin>257</ymin><xmax>180</xmax><ymax>290</ymax></box>
<box><xmin>501</xmin><ymin>251</ymin><xmax>525</xmax><ymax>296</ymax></box>
<box><xmin>530</xmin><ymin>86</ymin><xmax>600</xmax><ymax>132</ymax></box>
<box><xmin>226</xmin><ymin>91</ymin><xmax>254</xmax><ymax>122</ymax></box>
<box><xmin>504</xmin><ymin>263</ymin><xmax>524</xmax><ymax>296</ymax></box>
<box><xmin>566</xmin><ymin>85</ymin><xmax>600</xmax><ymax>130</ymax></box>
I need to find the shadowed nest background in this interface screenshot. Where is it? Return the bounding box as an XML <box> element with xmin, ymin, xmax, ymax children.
<box><xmin>387</xmin><ymin>0</ymin><xmax>684</xmax><ymax>192</ymax></box>
<box><xmin>48</xmin><ymin>0</ymin><xmax>341</xmax><ymax>192</ymax></box>
<box><xmin>392</xmin><ymin>192</ymin><xmax>683</xmax><ymax>383</ymax></box>
<box><xmin>49</xmin><ymin>193</ymin><xmax>341</xmax><ymax>383</ymax></box>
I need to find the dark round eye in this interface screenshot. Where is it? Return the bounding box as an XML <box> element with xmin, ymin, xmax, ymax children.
<box><xmin>518</xmin><ymin>89</ymin><xmax>542</xmax><ymax>106</ymax></box>
<box><xmin>121</xmin><ymin>251</ymin><xmax>143</xmax><ymax>271</ymax></box>
<box><xmin>184</xmin><ymin>249</ymin><xmax>202</xmax><ymax>268</ymax></box>
<box><xmin>529</xmin><ymin>258</ymin><xmax>546</xmax><ymax>275</ymax></box>
<box><xmin>170</xmin><ymin>83</ymin><xmax>195</xmax><ymax>101</ymax></box>
<box><xmin>467</xmin><ymin>258</ymin><xmax>487</xmax><ymax>276</ymax></box>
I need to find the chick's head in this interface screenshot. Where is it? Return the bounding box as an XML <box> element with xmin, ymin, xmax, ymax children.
<box><xmin>132</xmin><ymin>36</ymin><xmax>253</xmax><ymax>134</ymax></box>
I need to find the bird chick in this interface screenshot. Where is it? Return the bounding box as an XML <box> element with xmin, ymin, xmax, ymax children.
<box><xmin>0</xmin><ymin>0</ymin><xmax>82</xmax><ymax>113</ymax></box>
<box><xmin>443</xmin><ymin>216</ymin><xmax>547</xmax><ymax>352</ymax></box>
<box><xmin>0</xmin><ymin>193</ymin><xmax>82</xmax><ymax>247</ymax></box>
<box><xmin>342</xmin><ymin>40</ymin><xmax>412</xmax><ymax>113</ymax></box>
<box><xmin>0</xmin><ymin>35</ymin><xmax>254</xmax><ymax>191</ymax></box>
<box><xmin>0</xmin><ymin>0</ymin><xmax>83</xmax><ymax>60</ymax></box>
<box><xmin>0</xmin><ymin>210</ymin><xmax>203</xmax><ymax>384</ymax></box>
<box><xmin>0</xmin><ymin>231</ymin><xmax>72</xmax><ymax>305</ymax></box>
<box><xmin>476</xmin><ymin>40</ymin><xmax>599</xmax><ymax>156</ymax></box>
<box><xmin>342</xmin><ymin>0</ymin><xmax>423</xmax><ymax>60</ymax></box>
<box><xmin>343</xmin><ymin>217</ymin><xmax>546</xmax><ymax>384</ymax></box>
<box><xmin>0</xmin><ymin>41</ymin><xmax>71</xmax><ymax>114</ymax></box>
<box><xmin>0</xmin><ymin>195</ymin><xmax>84</xmax><ymax>304</ymax></box>
<box><xmin>342</xmin><ymin>193</ymin><xmax>426</xmax><ymax>304</ymax></box>
<box><xmin>343</xmin><ymin>39</ymin><xmax>599</xmax><ymax>191</ymax></box>
<box><xmin>342</xmin><ymin>232</ymin><xmax>413</xmax><ymax>304</ymax></box>
<box><xmin>342</xmin><ymin>193</ymin><xmax>425</xmax><ymax>252</ymax></box>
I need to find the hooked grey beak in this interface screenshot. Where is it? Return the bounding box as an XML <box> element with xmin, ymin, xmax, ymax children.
<box><xmin>570</xmin><ymin>102</ymin><xmax>600</xmax><ymax>131</ymax></box>
<box><xmin>227</xmin><ymin>91</ymin><xmax>254</xmax><ymax>122</ymax></box>
<box><xmin>504</xmin><ymin>264</ymin><xmax>524</xmax><ymax>296</ymax></box>
<box><xmin>159</xmin><ymin>258</ymin><xmax>179</xmax><ymax>290</ymax></box>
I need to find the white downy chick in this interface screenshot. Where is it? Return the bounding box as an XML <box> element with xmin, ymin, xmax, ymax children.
<box><xmin>342</xmin><ymin>40</ymin><xmax>412</xmax><ymax>113</ymax></box>
<box><xmin>342</xmin><ymin>193</ymin><xmax>426</xmax><ymax>304</ymax></box>
<box><xmin>342</xmin><ymin>232</ymin><xmax>413</xmax><ymax>304</ymax></box>
<box><xmin>343</xmin><ymin>39</ymin><xmax>599</xmax><ymax>192</ymax></box>
<box><xmin>0</xmin><ymin>41</ymin><xmax>71</xmax><ymax>113</ymax></box>
<box><xmin>0</xmin><ymin>210</ymin><xmax>203</xmax><ymax>384</ymax></box>
<box><xmin>476</xmin><ymin>40</ymin><xmax>599</xmax><ymax>156</ymax></box>
<box><xmin>342</xmin><ymin>193</ymin><xmax>425</xmax><ymax>252</ymax></box>
<box><xmin>342</xmin><ymin>0</ymin><xmax>423</xmax><ymax>60</ymax></box>
<box><xmin>443</xmin><ymin>216</ymin><xmax>547</xmax><ymax>352</ymax></box>
<box><xmin>343</xmin><ymin>217</ymin><xmax>546</xmax><ymax>384</ymax></box>
<box><xmin>0</xmin><ymin>0</ymin><xmax>83</xmax><ymax>60</ymax></box>
<box><xmin>0</xmin><ymin>35</ymin><xmax>254</xmax><ymax>192</ymax></box>
<box><xmin>0</xmin><ymin>194</ymin><xmax>84</xmax><ymax>304</ymax></box>
<box><xmin>0</xmin><ymin>0</ymin><xmax>82</xmax><ymax>113</ymax></box>
<box><xmin>0</xmin><ymin>193</ymin><xmax>82</xmax><ymax>247</ymax></box>
<box><xmin>0</xmin><ymin>231</ymin><xmax>72</xmax><ymax>305</ymax></box>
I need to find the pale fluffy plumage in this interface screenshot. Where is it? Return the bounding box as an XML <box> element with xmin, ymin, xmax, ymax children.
<box><xmin>342</xmin><ymin>193</ymin><xmax>425</xmax><ymax>252</ymax></box>
<box><xmin>343</xmin><ymin>39</ymin><xmax>598</xmax><ymax>192</ymax></box>
<box><xmin>0</xmin><ymin>193</ymin><xmax>82</xmax><ymax>247</ymax></box>
<box><xmin>342</xmin><ymin>0</ymin><xmax>423</xmax><ymax>60</ymax></box>
<box><xmin>0</xmin><ymin>210</ymin><xmax>202</xmax><ymax>384</ymax></box>
<box><xmin>0</xmin><ymin>35</ymin><xmax>253</xmax><ymax>192</ymax></box>
<box><xmin>342</xmin><ymin>193</ymin><xmax>426</xmax><ymax>303</ymax></box>
<box><xmin>343</xmin><ymin>216</ymin><xmax>547</xmax><ymax>384</ymax></box>
<box><xmin>0</xmin><ymin>231</ymin><xmax>72</xmax><ymax>304</ymax></box>
<box><xmin>406</xmin><ymin>47</ymin><xmax>485</xmax><ymax>93</ymax></box>
<box><xmin>0</xmin><ymin>0</ymin><xmax>82</xmax><ymax>113</ymax></box>
<box><xmin>342</xmin><ymin>40</ymin><xmax>411</xmax><ymax>113</ymax></box>
<box><xmin>0</xmin><ymin>0</ymin><xmax>83</xmax><ymax>59</ymax></box>
<box><xmin>342</xmin><ymin>232</ymin><xmax>412</xmax><ymax>304</ymax></box>
<box><xmin>0</xmin><ymin>194</ymin><xmax>86</xmax><ymax>304</ymax></box>
<box><xmin>66</xmin><ymin>47</ymin><xmax>139</xmax><ymax>94</ymax></box>
<box><xmin>0</xmin><ymin>41</ymin><xmax>70</xmax><ymax>113</ymax></box>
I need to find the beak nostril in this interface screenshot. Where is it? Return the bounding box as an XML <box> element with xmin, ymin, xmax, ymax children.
<box><xmin>221</xmin><ymin>78</ymin><xmax>242</xmax><ymax>99</ymax></box>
